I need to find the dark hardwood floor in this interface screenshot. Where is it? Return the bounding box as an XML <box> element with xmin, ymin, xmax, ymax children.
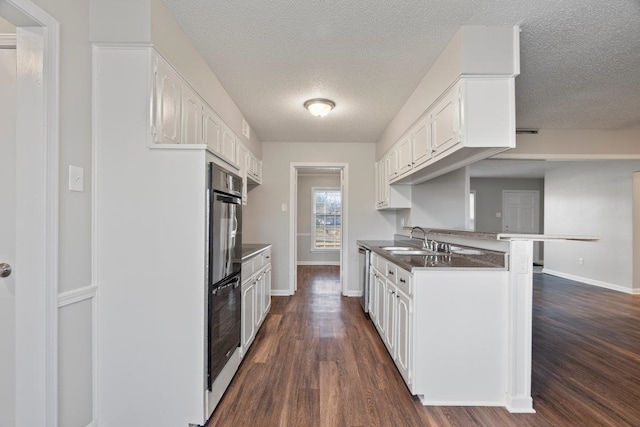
<box><xmin>208</xmin><ymin>266</ymin><xmax>640</xmax><ymax>426</ymax></box>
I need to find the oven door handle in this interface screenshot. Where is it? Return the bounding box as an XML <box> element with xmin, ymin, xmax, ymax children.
<box><xmin>216</xmin><ymin>194</ymin><xmax>241</xmax><ymax>205</ymax></box>
<box><xmin>212</xmin><ymin>275</ymin><xmax>240</xmax><ymax>295</ymax></box>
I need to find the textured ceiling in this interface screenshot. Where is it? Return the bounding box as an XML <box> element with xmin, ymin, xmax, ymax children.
<box><xmin>161</xmin><ymin>0</ymin><xmax>640</xmax><ymax>142</ymax></box>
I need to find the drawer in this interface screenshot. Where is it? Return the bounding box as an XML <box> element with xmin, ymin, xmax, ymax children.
<box><xmin>385</xmin><ymin>262</ymin><xmax>398</xmax><ymax>283</ymax></box>
<box><xmin>242</xmin><ymin>259</ymin><xmax>254</xmax><ymax>282</ymax></box>
<box><xmin>262</xmin><ymin>248</ymin><xmax>272</xmax><ymax>265</ymax></box>
<box><xmin>396</xmin><ymin>267</ymin><xmax>412</xmax><ymax>295</ymax></box>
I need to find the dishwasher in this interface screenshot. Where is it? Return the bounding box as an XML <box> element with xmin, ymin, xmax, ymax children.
<box><xmin>358</xmin><ymin>246</ymin><xmax>371</xmax><ymax>313</ymax></box>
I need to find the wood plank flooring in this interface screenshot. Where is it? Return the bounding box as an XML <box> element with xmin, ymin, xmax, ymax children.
<box><xmin>207</xmin><ymin>266</ymin><xmax>640</xmax><ymax>426</ymax></box>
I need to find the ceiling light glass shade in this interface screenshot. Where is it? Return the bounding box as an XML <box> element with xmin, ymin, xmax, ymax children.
<box><xmin>304</xmin><ymin>98</ymin><xmax>335</xmax><ymax>117</ymax></box>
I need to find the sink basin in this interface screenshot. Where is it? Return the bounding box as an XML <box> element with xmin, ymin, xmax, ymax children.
<box><xmin>380</xmin><ymin>246</ymin><xmax>418</xmax><ymax>251</ymax></box>
<box><xmin>452</xmin><ymin>248</ymin><xmax>485</xmax><ymax>255</ymax></box>
<box><xmin>390</xmin><ymin>250</ymin><xmax>434</xmax><ymax>256</ymax></box>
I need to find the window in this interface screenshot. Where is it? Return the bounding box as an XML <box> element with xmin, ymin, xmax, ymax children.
<box><xmin>312</xmin><ymin>188</ymin><xmax>341</xmax><ymax>250</ymax></box>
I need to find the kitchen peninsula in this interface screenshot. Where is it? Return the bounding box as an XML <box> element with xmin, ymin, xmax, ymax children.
<box><xmin>358</xmin><ymin>229</ymin><xmax>597</xmax><ymax>413</ymax></box>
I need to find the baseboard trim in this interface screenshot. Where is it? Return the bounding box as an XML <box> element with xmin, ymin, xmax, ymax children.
<box><xmin>344</xmin><ymin>290</ymin><xmax>361</xmax><ymax>298</ymax></box>
<box><xmin>87</xmin><ymin>419</ymin><xmax>98</xmax><ymax>427</ymax></box>
<box><xmin>542</xmin><ymin>269</ymin><xmax>639</xmax><ymax>294</ymax></box>
<box><xmin>297</xmin><ymin>261</ymin><xmax>340</xmax><ymax>266</ymax></box>
<box><xmin>271</xmin><ymin>290</ymin><xmax>294</xmax><ymax>296</ymax></box>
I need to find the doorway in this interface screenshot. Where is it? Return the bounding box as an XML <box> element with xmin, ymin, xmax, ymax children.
<box><xmin>0</xmin><ymin>2</ymin><xmax>60</xmax><ymax>425</ymax></box>
<box><xmin>289</xmin><ymin>163</ymin><xmax>348</xmax><ymax>295</ymax></box>
<box><xmin>502</xmin><ymin>190</ymin><xmax>542</xmax><ymax>263</ymax></box>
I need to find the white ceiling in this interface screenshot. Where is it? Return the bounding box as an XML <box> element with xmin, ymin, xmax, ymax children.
<box><xmin>162</xmin><ymin>0</ymin><xmax>640</xmax><ymax>143</ymax></box>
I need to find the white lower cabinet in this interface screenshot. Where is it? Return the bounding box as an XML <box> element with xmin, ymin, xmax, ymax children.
<box><xmin>370</xmin><ymin>260</ymin><xmax>412</xmax><ymax>387</ymax></box>
<box><xmin>369</xmin><ymin>253</ymin><xmax>511</xmax><ymax>407</ymax></box>
<box><xmin>241</xmin><ymin>248</ymin><xmax>272</xmax><ymax>356</ymax></box>
<box><xmin>241</xmin><ymin>278</ymin><xmax>256</xmax><ymax>354</ymax></box>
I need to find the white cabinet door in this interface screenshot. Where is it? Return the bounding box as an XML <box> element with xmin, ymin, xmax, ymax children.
<box><xmin>397</xmin><ymin>135</ymin><xmax>413</xmax><ymax>176</ymax></box>
<box><xmin>374</xmin><ymin>274</ymin><xmax>387</xmax><ymax>336</ymax></box>
<box><xmin>237</xmin><ymin>144</ymin><xmax>248</xmax><ymax>205</ymax></box>
<box><xmin>386</xmin><ymin>150</ymin><xmax>399</xmax><ymax>180</ymax></box>
<box><xmin>432</xmin><ymin>88</ymin><xmax>461</xmax><ymax>157</ymax></box>
<box><xmin>203</xmin><ymin>105</ymin><xmax>221</xmax><ymax>154</ymax></box>
<box><xmin>384</xmin><ymin>281</ymin><xmax>397</xmax><ymax>358</ymax></box>
<box><xmin>221</xmin><ymin>126</ymin><xmax>238</xmax><ymax>167</ymax></box>
<box><xmin>180</xmin><ymin>84</ymin><xmax>202</xmax><ymax>144</ymax></box>
<box><xmin>369</xmin><ymin>270</ymin><xmax>377</xmax><ymax>322</ymax></box>
<box><xmin>241</xmin><ymin>280</ymin><xmax>256</xmax><ymax>355</ymax></box>
<box><xmin>411</xmin><ymin>116</ymin><xmax>433</xmax><ymax>167</ymax></box>
<box><xmin>263</xmin><ymin>266</ymin><xmax>271</xmax><ymax>316</ymax></box>
<box><xmin>396</xmin><ymin>289</ymin><xmax>411</xmax><ymax>386</ymax></box>
<box><xmin>255</xmin><ymin>272</ymin><xmax>265</xmax><ymax>328</ymax></box>
<box><xmin>153</xmin><ymin>55</ymin><xmax>181</xmax><ymax>144</ymax></box>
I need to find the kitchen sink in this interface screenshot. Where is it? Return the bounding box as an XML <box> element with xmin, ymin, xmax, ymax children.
<box><xmin>450</xmin><ymin>247</ymin><xmax>485</xmax><ymax>255</ymax></box>
<box><xmin>380</xmin><ymin>246</ymin><xmax>417</xmax><ymax>251</ymax></box>
<box><xmin>390</xmin><ymin>250</ymin><xmax>435</xmax><ymax>256</ymax></box>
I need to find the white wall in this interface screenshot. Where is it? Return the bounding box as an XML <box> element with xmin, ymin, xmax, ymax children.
<box><xmin>0</xmin><ymin>15</ymin><xmax>15</xmax><ymax>32</ymax></box>
<box><xmin>243</xmin><ymin>142</ymin><xmax>395</xmax><ymax>295</ymax></box>
<box><xmin>397</xmin><ymin>167</ymin><xmax>469</xmax><ymax>233</ymax></box>
<box><xmin>544</xmin><ymin>160</ymin><xmax>640</xmax><ymax>293</ymax></box>
<box><xmin>26</xmin><ymin>1</ymin><xmax>94</xmax><ymax>425</ymax></box>
<box><xmin>498</xmin><ymin>129</ymin><xmax>640</xmax><ymax>160</ymax></box>
<box><xmin>297</xmin><ymin>174</ymin><xmax>341</xmax><ymax>265</ymax></box>
<box><xmin>470</xmin><ymin>178</ymin><xmax>545</xmax><ymax>234</ymax></box>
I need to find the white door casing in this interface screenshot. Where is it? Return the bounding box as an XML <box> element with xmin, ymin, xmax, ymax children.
<box><xmin>1</xmin><ymin>1</ymin><xmax>60</xmax><ymax>425</ymax></box>
<box><xmin>0</xmin><ymin>44</ymin><xmax>17</xmax><ymax>427</ymax></box>
<box><xmin>289</xmin><ymin>163</ymin><xmax>349</xmax><ymax>296</ymax></box>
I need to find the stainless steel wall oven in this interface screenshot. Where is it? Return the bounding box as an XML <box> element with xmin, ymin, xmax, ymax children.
<box><xmin>207</xmin><ymin>163</ymin><xmax>242</xmax><ymax>391</ymax></box>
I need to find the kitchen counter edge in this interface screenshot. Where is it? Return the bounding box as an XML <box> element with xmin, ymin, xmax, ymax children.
<box><xmin>241</xmin><ymin>244</ymin><xmax>271</xmax><ymax>261</ymax></box>
<box><xmin>357</xmin><ymin>240</ymin><xmax>507</xmax><ymax>271</ymax></box>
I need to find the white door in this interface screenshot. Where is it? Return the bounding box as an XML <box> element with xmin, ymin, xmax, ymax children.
<box><xmin>503</xmin><ymin>190</ymin><xmax>541</xmax><ymax>261</ymax></box>
<box><xmin>502</xmin><ymin>191</ymin><xmax>539</xmax><ymax>234</ymax></box>
<box><xmin>0</xmin><ymin>46</ymin><xmax>17</xmax><ymax>427</ymax></box>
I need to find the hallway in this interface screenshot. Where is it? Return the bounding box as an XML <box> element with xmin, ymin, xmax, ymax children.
<box><xmin>208</xmin><ymin>266</ymin><xmax>640</xmax><ymax>426</ymax></box>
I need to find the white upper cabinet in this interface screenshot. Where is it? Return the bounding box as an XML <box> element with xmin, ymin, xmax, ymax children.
<box><xmin>431</xmin><ymin>87</ymin><xmax>461</xmax><ymax>157</ymax></box>
<box><xmin>180</xmin><ymin>83</ymin><xmax>203</xmax><ymax>144</ymax></box>
<box><xmin>203</xmin><ymin>105</ymin><xmax>222</xmax><ymax>154</ymax></box>
<box><xmin>411</xmin><ymin>116</ymin><xmax>433</xmax><ymax>168</ymax></box>
<box><xmin>386</xmin><ymin>149</ymin><xmax>399</xmax><ymax>180</ymax></box>
<box><xmin>152</xmin><ymin>55</ymin><xmax>181</xmax><ymax>144</ymax></box>
<box><xmin>237</xmin><ymin>143</ymin><xmax>248</xmax><ymax>205</ymax></box>
<box><xmin>246</xmin><ymin>153</ymin><xmax>262</xmax><ymax>184</ymax></box>
<box><xmin>397</xmin><ymin>135</ymin><xmax>413</xmax><ymax>176</ymax></box>
<box><xmin>221</xmin><ymin>126</ymin><xmax>238</xmax><ymax>167</ymax></box>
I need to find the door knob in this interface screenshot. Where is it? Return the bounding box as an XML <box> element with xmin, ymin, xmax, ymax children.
<box><xmin>1</xmin><ymin>263</ymin><xmax>11</xmax><ymax>278</ymax></box>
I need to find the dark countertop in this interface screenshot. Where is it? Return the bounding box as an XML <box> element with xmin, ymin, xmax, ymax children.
<box><xmin>241</xmin><ymin>244</ymin><xmax>271</xmax><ymax>261</ymax></box>
<box><xmin>357</xmin><ymin>240</ymin><xmax>507</xmax><ymax>271</ymax></box>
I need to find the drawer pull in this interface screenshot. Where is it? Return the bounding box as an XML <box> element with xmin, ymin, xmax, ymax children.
<box><xmin>400</xmin><ymin>278</ymin><xmax>406</xmax><ymax>283</ymax></box>
<box><xmin>388</xmin><ymin>271</ymin><xmax>394</xmax><ymax>276</ymax></box>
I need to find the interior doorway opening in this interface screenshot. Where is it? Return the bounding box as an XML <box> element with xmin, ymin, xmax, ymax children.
<box><xmin>289</xmin><ymin>163</ymin><xmax>348</xmax><ymax>296</ymax></box>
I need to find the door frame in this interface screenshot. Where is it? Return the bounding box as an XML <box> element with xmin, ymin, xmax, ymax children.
<box><xmin>2</xmin><ymin>1</ymin><xmax>60</xmax><ymax>425</ymax></box>
<box><xmin>289</xmin><ymin>163</ymin><xmax>349</xmax><ymax>295</ymax></box>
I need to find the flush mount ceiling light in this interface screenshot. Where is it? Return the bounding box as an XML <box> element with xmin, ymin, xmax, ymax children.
<box><xmin>304</xmin><ymin>98</ymin><xmax>335</xmax><ymax>117</ymax></box>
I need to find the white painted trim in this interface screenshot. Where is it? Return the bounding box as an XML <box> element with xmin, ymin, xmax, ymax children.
<box><xmin>289</xmin><ymin>162</ymin><xmax>349</xmax><ymax>296</ymax></box>
<box><xmin>542</xmin><ymin>269</ymin><xmax>639</xmax><ymax>295</ymax></box>
<box><xmin>419</xmin><ymin>398</ymin><xmax>506</xmax><ymax>407</ymax></box>
<box><xmin>296</xmin><ymin>232</ymin><xmax>311</xmax><ymax>237</ymax></box>
<box><xmin>86</xmin><ymin>420</ymin><xmax>98</xmax><ymax>427</ymax></box>
<box><xmin>6</xmin><ymin>1</ymin><xmax>60</xmax><ymax>425</ymax></box>
<box><xmin>271</xmin><ymin>290</ymin><xmax>294</xmax><ymax>297</ymax></box>
<box><xmin>57</xmin><ymin>285</ymin><xmax>97</xmax><ymax>308</ymax></box>
<box><xmin>344</xmin><ymin>290</ymin><xmax>361</xmax><ymax>298</ymax></box>
<box><xmin>0</xmin><ymin>33</ymin><xmax>16</xmax><ymax>48</ymax></box>
<box><xmin>297</xmin><ymin>261</ymin><xmax>340</xmax><ymax>266</ymax></box>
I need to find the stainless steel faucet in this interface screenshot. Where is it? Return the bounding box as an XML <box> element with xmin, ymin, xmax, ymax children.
<box><xmin>409</xmin><ymin>226</ymin><xmax>427</xmax><ymax>241</ymax></box>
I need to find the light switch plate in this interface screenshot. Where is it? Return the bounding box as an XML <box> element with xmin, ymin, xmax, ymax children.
<box><xmin>69</xmin><ymin>165</ymin><xmax>83</xmax><ymax>192</ymax></box>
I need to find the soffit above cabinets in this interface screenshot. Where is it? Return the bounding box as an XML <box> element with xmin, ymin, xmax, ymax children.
<box><xmin>162</xmin><ymin>0</ymin><xmax>640</xmax><ymax>142</ymax></box>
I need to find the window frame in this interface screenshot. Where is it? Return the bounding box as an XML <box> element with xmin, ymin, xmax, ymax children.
<box><xmin>311</xmin><ymin>187</ymin><xmax>342</xmax><ymax>252</ymax></box>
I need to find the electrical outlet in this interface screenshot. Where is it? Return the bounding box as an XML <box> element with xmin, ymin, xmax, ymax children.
<box><xmin>578</xmin><ymin>257</ymin><xmax>584</xmax><ymax>265</ymax></box>
<box><xmin>401</xmin><ymin>218</ymin><xmax>405</xmax><ymax>227</ymax></box>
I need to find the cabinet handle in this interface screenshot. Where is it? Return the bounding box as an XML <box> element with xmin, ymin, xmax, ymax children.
<box><xmin>400</xmin><ymin>278</ymin><xmax>406</xmax><ymax>283</ymax></box>
<box><xmin>396</xmin><ymin>294</ymin><xmax>400</xmax><ymax>299</ymax></box>
<box><xmin>266</xmin><ymin>256</ymin><xmax>270</xmax><ymax>259</ymax></box>
<box><xmin>388</xmin><ymin>271</ymin><xmax>394</xmax><ymax>276</ymax></box>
